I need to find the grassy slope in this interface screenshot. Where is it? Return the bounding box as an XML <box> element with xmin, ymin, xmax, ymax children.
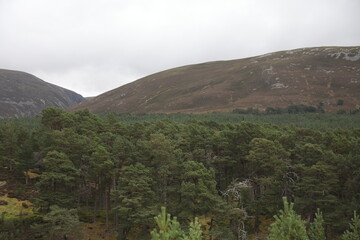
<box><xmin>73</xmin><ymin>46</ymin><xmax>360</xmax><ymax>114</ymax></box>
<box><xmin>0</xmin><ymin>194</ymin><xmax>33</xmax><ymax>217</ymax></box>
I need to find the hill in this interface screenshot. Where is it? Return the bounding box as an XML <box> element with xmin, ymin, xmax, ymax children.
<box><xmin>0</xmin><ymin>69</ymin><xmax>84</xmax><ymax>118</ymax></box>
<box><xmin>73</xmin><ymin>46</ymin><xmax>360</xmax><ymax>113</ymax></box>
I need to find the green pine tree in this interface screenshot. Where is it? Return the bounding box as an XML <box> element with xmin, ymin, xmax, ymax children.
<box><xmin>32</xmin><ymin>205</ymin><xmax>81</xmax><ymax>240</ymax></box>
<box><xmin>179</xmin><ymin>161</ymin><xmax>222</xmax><ymax>220</ymax></box>
<box><xmin>183</xmin><ymin>218</ymin><xmax>202</xmax><ymax>240</ymax></box>
<box><xmin>111</xmin><ymin>163</ymin><xmax>157</xmax><ymax>239</ymax></box>
<box><xmin>309</xmin><ymin>209</ymin><xmax>326</xmax><ymax>240</ymax></box>
<box><xmin>268</xmin><ymin>197</ymin><xmax>309</xmax><ymax>240</ymax></box>
<box><xmin>342</xmin><ymin>212</ymin><xmax>360</xmax><ymax>240</ymax></box>
<box><xmin>35</xmin><ymin>151</ymin><xmax>78</xmax><ymax>209</ymax></box>
<box><xmin>151</xmin><ymin>207</ymin><xmax>203</xmax><ymax>240</ymax></box>
<box><xmin>151</xmin><ymin>207</ymin><xmax>184</xmax><ymax>240</ymax></box>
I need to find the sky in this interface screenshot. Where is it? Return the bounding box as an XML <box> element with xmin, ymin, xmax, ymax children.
<box><xmin>1</xmin><ymin>0</ymin><xmax>360</xmax><ymax>97</ymax></box>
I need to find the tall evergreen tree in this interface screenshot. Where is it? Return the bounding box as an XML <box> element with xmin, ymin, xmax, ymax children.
<box><xmin>179</xmin><ymin>161</ymin><xmax>222</xmax><ymax>220</ymax></box>
<box><xmin>32</xmin><ymin>205</ymin><xmax>81</xmax><ymax>240</ymax></box>
<box><xmin>35</xmin><ymin>151</ymin><xmax>78</xmax><ymax>209</ymax></box>
<box><xmin>0</xmin><ymin>121</ymin><xmax>21</xmax><ymax>171</ymax></box>
<box><xmin>247</xmin><ymin>138</ymin><xmax>289</xmax><ymax>232</ymax></box>
<box><xmin>111</xmin><ymin>163</ymin><xmax>157</xmax><ymax>239</ymax></box>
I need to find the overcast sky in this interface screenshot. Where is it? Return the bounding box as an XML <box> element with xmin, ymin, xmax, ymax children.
<box><xmin>1</xmin><ymin>0</ymin><xmax>359</xmax><ymax>97</ymax></box>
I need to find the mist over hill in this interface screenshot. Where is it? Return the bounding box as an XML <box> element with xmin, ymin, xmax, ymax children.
<box><xmin>73</xmin><ymin>46</ymin><xmax>360</xmax><ymax>114</ymax></box>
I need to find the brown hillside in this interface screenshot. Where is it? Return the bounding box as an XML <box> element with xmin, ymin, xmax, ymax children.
<box><xmin>72</xmin><ymin>46</ymin><xmax>360</xmax><ymax>113</ymax></box>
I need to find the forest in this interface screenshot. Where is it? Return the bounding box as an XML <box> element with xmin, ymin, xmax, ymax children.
<box><xmin>0</xmin><ymin>108</ymin><xmax>359</xmax><ymax>239</ymax></box>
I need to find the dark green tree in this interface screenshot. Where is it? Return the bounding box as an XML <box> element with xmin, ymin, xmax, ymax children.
<box><xmin>247</xmin><ymin>138</ymin><xmax>289</xmax><ymax>232</ymax></box>
<box><xmin>89</xmin><ymin>145</ymin><xmax>114</xmax><ymax>225</ymax></box>
<box><xmin>41</xmin><ymin>107</ymin><xmax>73</xmax><ymax>131</ymax></box>
<box><xmin>36</xmin><ymin>151</ymin><xmax>78</xmax><ymax>209</ymax></box>
<box><xmin>111</xmin><ymin>163</ymin><xmax>157</xmax><ymax>239</ymax></box>
<box><xmin>179</xmin><ymin>161</ymin><xmax>222</xmax><ymax>220</ymax></box>
<box><xmin>0</xmin><ymin>121</ymin><xmax>21</xmax><ymax>171</ymax></box>
<box><xmin>140</xmin><ymin>133</ymin><xmax>181</xmax><ymax>208</ymax></box>
<box><xmin>33</xmin><ymin>205</ymin><xmax>81</xmax><ymax>240</ymax></box>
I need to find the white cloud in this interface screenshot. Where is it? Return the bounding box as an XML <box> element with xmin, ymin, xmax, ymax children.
<box><xmin>0</xmin><ymin>0</ymin><xmax>359</xmax><ymax>96</ymax></box>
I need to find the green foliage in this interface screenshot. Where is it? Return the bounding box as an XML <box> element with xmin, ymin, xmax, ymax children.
<box><xmin>151</xmin><ymin>207</ymin><xmax>203</xmax><ymax>240</ymax></box>
<box><xmin>337</xmin><ymin>99</ymin><xmax>344</xmax><ymax>106</ymax></box>
<box><xmin>112</xmin><ymin>163</ymin><xmax>157</xmax><ymax>238</ymax></box>
<box><xmin>183</xmin><ymin>218</ymin><xmax>202</xmax><ymax>240</ymax></box>
<box><xmin>342</xmin><ymin>212</ymin><xmax>360</xmax><ymax>240</ymax></box>
<box><xmin>309</xmin><ymin>209</ymin><xmax>326</xmax><ymax>240</ymax></box>
<box><xmin>139</xmin><ymin>133</ymin><xmax>180</xmax><ymax>208</ymax></box>
<box><xmin>268</xmin><ymin>197</ymin><xmax>309</xmax><ymax>240</ymax></box>
<box><xmin>0</xmin><ymin>213</ymin><xmax>39</xmax><ymax>240</ymax></box>
<box><xmin>32</xmin><ymin>205</ymin><xmax>81</xmax><ymax>240</ymax></box>
<box><xmin>0</xmin><ymin>121</ymin><xmax>26</xmax><ymax>172</ymax></box>
<box><xmin>286</xmin><ymin>104</ymin><xmax>318</xmax><ymax>114</ymax></box>
<box><xmin>1</xmin><ymin>109</ymin><xmax>360</xmax><ymax>239</ymax></box>
<box><xmin>109</xmin><ymin>112</ymin><xmax>360</xmax><ymax>130</ymax></box>
<box><xmin>41</xmin><ymin>107</ymin><xmax>73</xmax><ymax>130</ymax></box>
<box><xmin>35</xmin><ymin>151</ymin><xmax>78</xmax><ymax>209</ymax></box>
<box><xmin>179</xmin><ymin>161</ymin><xmax>222</xmax><ymax>219</ymax></box>
<box><xmin>151</xmin><ymin>207</ymin><xmax>184</xmax><ymax>240</ymax></box>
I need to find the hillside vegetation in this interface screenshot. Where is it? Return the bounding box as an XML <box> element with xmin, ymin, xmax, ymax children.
<box><xmin>110</xmin><ymin>112</ymin><xmax>360</xmax><ymax>131</ymax></box>
<box><xmin>73</xmin><ymin>46</ymin><xmax>360</xmax><ymax>114</ymax></box>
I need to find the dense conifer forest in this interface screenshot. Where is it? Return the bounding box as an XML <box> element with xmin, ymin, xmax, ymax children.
<box><xmin>0</xmin><ymin>108</ymin><xmax>359</xmax><ymax>239</ymax></box>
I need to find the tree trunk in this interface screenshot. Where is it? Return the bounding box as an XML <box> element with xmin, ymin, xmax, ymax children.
<box><xmin>25</xmin><ymin>171</ymin><xmax>29</xmax><ymax>185</ymax></box>
<box><xmin>105</xmin><ymin>189</ymin><xmax>109</xmax><ymax>229</ymax></box>
<box><xmin>209</xmin><ymin>217</ymin><xmax>214</xmax><ymax>240</ymax></box>
<box><xmin>93</xmin><ymin>193</ymin><xmax>97</xmax><ymax>222</ymax></box>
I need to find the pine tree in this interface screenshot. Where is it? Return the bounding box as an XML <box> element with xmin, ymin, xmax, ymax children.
<box><xmin>268</xmin><ymin>197</ymin><xmax>309</xmax><ymax>240</ymax></box>
<box><xmin>32</xmin><ymin>205</ymin><xmax>81</xmax><ymax>240</ymax></box>
<box><xmin>35</xmin><ymin>151</ymin><xmax>78</xmax><ymax>209</ymax></box>
<box><xmin>309</xmin><ymin>209</ymin><xmax>326</xmax><ymax>240</ymax></box>
<box><xmin>151</xmin><ymin>207</ymin><xmax>203</xmax><ymax>240</ymax></box>
<box><xmin>342</xmin><ymin>212</ymin><xmax>360</xmax><ymax>240</ymax></box>
<box><xmin>111</xmin><ymin>163</ymin><xmax>157</xmax><ymax>238</ymax></box>
<box><xmin>179</xmin><ymin>161</ymin><xmax>222</xmax><ymax>219</ymax></box>
<box><xmin>183</xmin><ymin>218</ymin><xmax>202</xmax><ymax>240</ymax></box>
<box><xmin>150</xmin><ymin>207</ymin><xmax>184</xmax><ymax>240</ymax></box>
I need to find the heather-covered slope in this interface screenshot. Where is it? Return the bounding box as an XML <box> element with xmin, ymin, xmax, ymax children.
<box><xmin>73</xmin><ymin>46</ymin><xmax>360</xmax><ymax>113</ymax></box>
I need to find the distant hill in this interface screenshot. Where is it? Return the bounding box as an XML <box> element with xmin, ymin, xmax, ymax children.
<box><xmin>73</xmin><ymin>46</ymin><xmax>360</xmax><ymax>114</ymax></box>
<box><xmin>0</xmin><ymin>69</ymin><xmax>85</xmax><ymax>118</ymax></box>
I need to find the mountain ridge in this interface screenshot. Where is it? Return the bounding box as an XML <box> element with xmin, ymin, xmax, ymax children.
<box><xmin>74</xmin><ymin>46</ymin><xmax>360</xmax><ymax>113</ymax></box>
<box><xmin>0</xmin><ymin>69</ymin><xmax>85</xmax><ymax>118</ymax></box>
